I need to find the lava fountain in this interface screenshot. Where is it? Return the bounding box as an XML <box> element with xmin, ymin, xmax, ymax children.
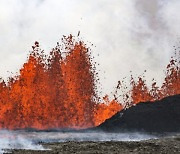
<box><xmin>0</xmin><ymin>35</ymin><xmax>179</xmax><ymax>130</ymax></box>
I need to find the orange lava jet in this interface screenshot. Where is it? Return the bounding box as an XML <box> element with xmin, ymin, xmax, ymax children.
<box><xmin>0</xmin><ymin>35</ymin><xmax>179</xmax><ymax>130</ymax></box>
<box><xmin>129</xmin><ymin>52</ymin><xmax>180</xmax><ymax>105</ymax></box>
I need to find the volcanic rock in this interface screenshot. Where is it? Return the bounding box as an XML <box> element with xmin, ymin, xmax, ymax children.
<box><xmin>97</xmin><ymin>95</ymin><xmax>180</xmax><ymax>133</ymax></box>
<box><xmin>10</xmin><ymin>135</ymin><xmax>180</xmax><ymax>154</ymax></box>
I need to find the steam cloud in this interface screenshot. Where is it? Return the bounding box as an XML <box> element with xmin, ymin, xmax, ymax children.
<box><xmin>0</xmin><ymin>0</ymin><xmax>180</xmax><ymax>96</ymax></box>
<box><xmin>0</xmin><ymin>130</ymin><xmax>156</xmax><ymax>152</ymax></box>
<box><xmin>0</xmin><ymin>130</ymin><xmax>44</xmax><ymax>153</ymax></box>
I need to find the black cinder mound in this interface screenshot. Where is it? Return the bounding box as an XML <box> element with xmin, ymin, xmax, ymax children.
<box><xmin>97</xmin><ymin>95</ymin><xmax>180</xmax><ymax>133</ymax></box>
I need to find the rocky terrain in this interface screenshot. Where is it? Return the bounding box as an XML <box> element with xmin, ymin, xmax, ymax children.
<box><xmin>9</xmin><ymin>135</ymin><xmax>180</xmax><ymax>154</ymax></box>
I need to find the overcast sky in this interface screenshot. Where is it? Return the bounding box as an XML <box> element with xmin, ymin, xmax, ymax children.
<box><xmin>0</xmin><ymin>0</ymin><xmax>180</xmax><ymax>96</ymax></box>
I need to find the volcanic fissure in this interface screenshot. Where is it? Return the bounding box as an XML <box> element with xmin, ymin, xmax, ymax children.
<box><xmin>0</xmin><ymin>35</ymin><xmax>179</xmax><ymax>130</ymax></box>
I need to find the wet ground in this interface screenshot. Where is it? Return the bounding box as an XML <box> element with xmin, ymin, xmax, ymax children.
<box><xmin>9</xmin><ymin>135</ymin><xmax>180</xmax><ymax>154</ymax></box>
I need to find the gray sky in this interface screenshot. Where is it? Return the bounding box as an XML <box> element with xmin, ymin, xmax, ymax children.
<box><xmin>0</xmin><ymin>0</ymin><xmax>180</xmax><ymax>96</ymax></box>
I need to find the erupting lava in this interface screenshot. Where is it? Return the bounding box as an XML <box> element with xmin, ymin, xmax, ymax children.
<box><xmin>0</xmin><ymin>35</ymin><xmax>179</xmax><ymax>130</ymax></box>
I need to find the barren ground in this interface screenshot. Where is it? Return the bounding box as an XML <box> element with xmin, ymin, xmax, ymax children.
<box><xmin>9</xmin><ymin>135</ymin><xmax>180</xmax><ymax>154</ymax></box>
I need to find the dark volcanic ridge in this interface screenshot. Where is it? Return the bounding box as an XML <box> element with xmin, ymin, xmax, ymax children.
<box><xmin>96</xmin><ymin>94</ymin><xmax>180</xmax><ymax>133</ymax></box>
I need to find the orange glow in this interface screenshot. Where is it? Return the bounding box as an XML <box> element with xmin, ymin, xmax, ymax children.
<box><xmin>94</xmin><ymin>95</ymin><xmax>122</xmax><ymax>126</ymax></box>
<box><xmin>0</xmin><ymin>35</ymin><xmax>179</xmax><ymax>130</ymax></box>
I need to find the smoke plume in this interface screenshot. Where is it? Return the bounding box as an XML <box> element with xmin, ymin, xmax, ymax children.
<box><xmin>0</xmin><ymin>0</ymin><xmax>180</xmax><ymax>96</ymax></box>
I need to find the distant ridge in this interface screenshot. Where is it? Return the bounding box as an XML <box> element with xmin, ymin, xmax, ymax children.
<box><xmin>96</xmin><ymin>95</ymin><xmax>180</xmax><ymax>133</ymax></box>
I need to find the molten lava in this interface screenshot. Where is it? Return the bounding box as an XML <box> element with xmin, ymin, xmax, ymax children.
<box><xmin>0</xmin><ymin>35</ymin><xmax>179</xmax><ymax>130</ymax></box>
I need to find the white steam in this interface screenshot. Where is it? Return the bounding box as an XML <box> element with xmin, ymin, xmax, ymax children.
<box><xmin>0</xmin><ymin>0</ymin><xmax>180</xmax><ymax>96</ymax></box>
<box><xmin>0</xmin><ymin>130</ymin><xmax>44</xmax><ymax>153</ymax></box>
<box><xmin>0</xmin><ymin>130</ymin><xmax>157</xmax><ymax>152</ymax></box>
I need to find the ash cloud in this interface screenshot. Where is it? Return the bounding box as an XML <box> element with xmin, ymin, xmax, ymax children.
<box><xmin>0</xmin><ymin>0</ymin><xmax>180</xmax><ymax>96</ymax></box>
